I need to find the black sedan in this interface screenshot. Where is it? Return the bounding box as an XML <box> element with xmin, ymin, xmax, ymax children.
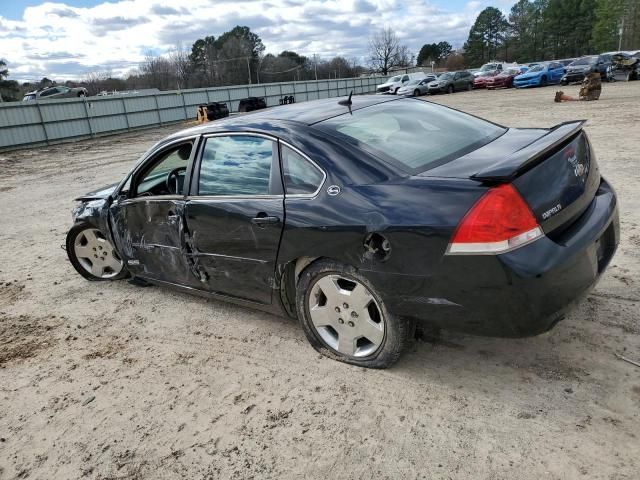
<box><xmin>66</xmin><ymin>95</ymin><xmax>619</xmax><ymax>368</ymax></box>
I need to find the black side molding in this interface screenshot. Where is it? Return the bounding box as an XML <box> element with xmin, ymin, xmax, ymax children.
<box><xmin>471</xmin><ymin>120</ymin><xmax>586</xmax><ymax>182</ymax></box>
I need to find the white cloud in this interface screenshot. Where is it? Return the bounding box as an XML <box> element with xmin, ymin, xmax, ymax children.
<box><xmin>0</xmin><ymin>0</ymin><xmax>486</xmax><ymax>81</ymax></box>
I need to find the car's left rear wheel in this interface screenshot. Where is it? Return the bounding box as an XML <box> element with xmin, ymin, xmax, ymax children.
<box><xmin>296</xmin><ymin>259</ymin><xmax>414</xmax><ymax>368</ymax></box>
<box><xmin>66</xmin><ymin>223</ymin><xmax>127</xmax><ymax>281</ymax></box>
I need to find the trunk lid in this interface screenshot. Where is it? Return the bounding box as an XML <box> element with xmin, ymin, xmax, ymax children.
<box><xmin>422</xmin><ymin>121</ymin><xmax>601</xmax><ymax>235</ymax></box>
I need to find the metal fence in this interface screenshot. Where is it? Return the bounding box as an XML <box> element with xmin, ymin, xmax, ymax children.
<box><xmin>0</xmin><ymin>76</ymin><xmax>386</xmax><ymax>151</ymax></box>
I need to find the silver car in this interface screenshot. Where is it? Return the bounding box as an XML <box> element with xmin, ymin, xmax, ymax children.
<box><xmin>396</xmin><ymin>76</ymin><xmax>437</xmax><ymax>96</ymax></box>
<box><xmin>22</xmin><ymin>86</ymin><xmax>88</xmax><ymax>101</ymax></box>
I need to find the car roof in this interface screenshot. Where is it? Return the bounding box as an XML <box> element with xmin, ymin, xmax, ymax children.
<box><xmin>171</xmin><ymin>95</ymin><xmax>399</xmax><ymax>138</ymax></box>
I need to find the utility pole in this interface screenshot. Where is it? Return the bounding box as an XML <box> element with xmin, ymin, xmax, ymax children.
<box><xmin>246</xmin><ymin>57</ymin><xmax>252</xmax><ymax>85</ymax></box>
<box><xmin>618</xmin><ymin>16</ymin><xmax>624</xmax><ymax>51</ymax></box>
<box><xmin>313</xmin><ymin>54</ymin><xmax>318</xmax><ymax>80</ymax></box>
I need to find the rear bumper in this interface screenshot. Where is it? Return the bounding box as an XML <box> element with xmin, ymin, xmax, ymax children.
<box><xmin>365</xmin><ymin>178</ymin><xmax>619</xmax><ymax>337</ymax></box>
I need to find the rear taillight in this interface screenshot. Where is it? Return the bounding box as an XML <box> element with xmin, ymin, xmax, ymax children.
<box><xmin>447</xmin><ymin>184</ymin><xmax>543</xmax><ymax>255</ymax></box>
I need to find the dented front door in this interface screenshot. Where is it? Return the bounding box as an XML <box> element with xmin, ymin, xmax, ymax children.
<box><xmin>110</xmin><ymin>197</ymin><xmax>198</xmax><ymax>286</ymax></box>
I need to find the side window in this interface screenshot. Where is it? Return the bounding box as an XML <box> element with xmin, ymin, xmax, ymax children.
<box><xmin>281</xmin><ymin>145</ymin><xmax>325</xmax><ymax>196</ymax></box>
<box><xmin>402</xmin><ymin>75</ymin><xmax>409</xmax><ymax>82</ymax></box>
<box><xmin>134</xmin><ymin>141</ymin><xmax>193</xmax><ymax>197</ymax></box>
<box><xmin>40</xmin><ymin>88</ymin><xmax>56</xmax><ymax>97</ymax></box>
<box><xmin>198</xmin><ymin>135</ymin><xmax>276</xmax><ymax>196</ymax></box>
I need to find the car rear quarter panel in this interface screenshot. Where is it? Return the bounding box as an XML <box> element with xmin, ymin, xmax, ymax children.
<box><xmin>278</xmin><ymin>176</ymin><xmax>487</xmax><ymax>311</ymax></box>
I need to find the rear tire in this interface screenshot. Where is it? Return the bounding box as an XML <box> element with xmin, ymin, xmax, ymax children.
<box><xmin>414</xmin><ymin>89</ymin><xmax>421</xmax><ymax>97</ymax></box>
<box><xmin>66</xmin><ymin>222</ymin><xmax>128</xmax><ymax>281</ymax></box>
<box><xmin>540</xmin><ymin>76</ymin><xmax>547</xmax><ymax>87</ymax></box>
<box><xmin>467</xmin><ymin>82</ymin><xmax>472</xmax><ymax>91</ymax></box>
<box><xmin>296</xmin><ymin>259</ymin><xmax>414</xmax><ymax>369</ymax></box>
<box><xmin>447</xmin><ymin>85</ymin><xmax>454</xmax><ymax>94</ymax></box>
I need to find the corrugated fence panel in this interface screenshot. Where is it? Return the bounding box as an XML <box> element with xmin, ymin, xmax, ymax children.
<box><xmin>91</xmin><ymin>115</ymin><xmax>129</xmax><ymax>134</ymax></box>
<box><xmin>123</xmin><ymin>96</ymin><xmax>157</xmax><ymax>113</ymax></box>
<box><xmin>183</xmin><ymin>91</ymin><xmax>209</xmax><ymax>106</ymax></box>
<box><xmin>45</xmin><ymin>118</ymin><xmax>91</xmax><ymax>140</ymax></box>
<box><xmin>128</xmin><ymin>111</ymin><xmax>161</xmax><ymax>128</ymax></box>
<box><xmin>0</xmin><ymin>76</ymin><xmax>386</xmax><ymax>150</ymax></box>
<box><xmin>39</xmin><ymin>102</ymin><xmax>86</xmax><ymax>122</ymax></box>
<box><xmin>90</xmin><ymin>99</ymin><xmax>126</xmax><ymax>117</ymax></box>
<box><xmin>0</xmin><ymin>124</ymin><xmax>46</xmax><ymax>147</ymax></box>
<box><xmin>0</xmin><ymin>104</ymin><xmax>41</xmax><ymax>128</ymax></box>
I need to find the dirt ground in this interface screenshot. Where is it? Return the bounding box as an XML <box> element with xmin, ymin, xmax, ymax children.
<box><xmin>1</xmin><ymin>82</ymin><xmax>639</xmax><ymax>480</ymax></box>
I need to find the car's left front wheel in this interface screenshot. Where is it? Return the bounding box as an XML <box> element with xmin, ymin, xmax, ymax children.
<box><xmin>66</xmin><ymin>223</ymin><xmax>127</xmax><ymax>281</ymax></box>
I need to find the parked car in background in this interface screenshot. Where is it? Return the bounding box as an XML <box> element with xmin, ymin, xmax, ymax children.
<box><xmin>396</xmin><ymin>75</ymin><xmax>437</xmax><ymax>96</ymax></box>
<box><xmin>514</xmin><ymin>62</ymin><xmax>565</xmax><ymax>88</ymax></box>
<box><xmin>560</xmin><ymin>55</ymin><xmax>613</xmax><ymax>85</ymax></box>
<box><xmin>473</xmin><ymin>61</ymin><xmax>518</xmax><ymax>77</ymax></box>
<box><xmin>427</xmin><ymin>71</ymin><xmax>473</xmax><ymax>94</ymax></box>
<box><xmin>611</xmin><ymin>51</ymin><xmax>640</xmax><ymax>81</ymax></box>
<box><xmin>473</xmin><ymin>70</ymin><xmax>499</xmax><ymax>89</ymax></box>
<box><xmin>558</xmin><ymin>58</ymin><xmax>577</xmax><ymax>67</ymax></box>
<box><xmin>486</xmin><ymin>67</ymin><xmax>524</xmax><ymax>89</ymax></box>
<box><xmin>22</xmin><ymin>86</ymin><xmax>88</xmax><ymax>101</ymax></box>
<box><xmin>376</xmin><ymin>72</ymin><xmax>427</xmax><ymax>94</ymax></box>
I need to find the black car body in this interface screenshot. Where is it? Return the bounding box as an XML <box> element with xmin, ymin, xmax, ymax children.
<box><xmin>67</xmin><ymin>95</ymin><xmax>619</xmax><ymax>368</ymax></box>
<box><xmin>561</xmin><ymin>55</ymin><xmax>612</xmax><ymax>85</ymax></box>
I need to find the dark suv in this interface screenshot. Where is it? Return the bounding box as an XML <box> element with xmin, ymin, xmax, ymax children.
<box><xmin>427</xmin><ymin>71</ymin><xmax>473</xmax><ymax>94</ymax></box>
<box><xmin>561</xmin><ymin>55</ymin><xmax>612</xmax><ymax>85</ymax></box>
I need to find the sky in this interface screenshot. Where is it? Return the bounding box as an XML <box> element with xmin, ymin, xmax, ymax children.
<box><xmin>0</xmin><ymin>0</ymin><xmax>512</xmax><ymax>82</ymax></box>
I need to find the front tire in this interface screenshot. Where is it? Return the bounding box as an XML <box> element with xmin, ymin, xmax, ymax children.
<box><xmin>414</xmin><ymin>89</ymin><xmax>421</xmax><ymax>97</ymax></box>
<box><xmin>296</xmin><ymin>260</ymin><xmax>414</xmax><ymax>368</ymax></box>
<box><xmin>540</xmin><ymin>76</ymin><xmax>547</xmax><ymax>87</ymax></box>
<box><xmin>66</xmin><ymin>223</ymin><xmax>128</xmax><ymax>281</ymax></box>
<box><xmin>447</xmin><ymin>85</ymin><xmax>454</xmax><ymax>94</ymax></box>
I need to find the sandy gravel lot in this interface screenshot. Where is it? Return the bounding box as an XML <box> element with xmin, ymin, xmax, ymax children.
<box><xmin>1</xmin><ymin>82</ymin><xmax>639</xmax><ymax>480</ymax></box>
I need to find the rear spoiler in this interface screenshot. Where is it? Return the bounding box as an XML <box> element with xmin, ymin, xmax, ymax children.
<box><xmin>471</xmin><ymin>120</ymin><xmax>586</xmax><ymax>182</ymax></box>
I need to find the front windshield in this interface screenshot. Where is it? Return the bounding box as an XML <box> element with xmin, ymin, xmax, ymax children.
<box><xmin>317</xmin><ymin>99</ymin><xmax>505</xmax><ymax>174</ymax></box>
<box><xmin>529</xmin><ymin>65</ymin><xmax>544</xmax><ymax>72</ymax></box>
<box><xmin>505</xmin><ymin>68</ymin><xmax>520</xmax><ymax>75</ymax></box>
<box><xmin>438</xmin><ymin>73</ymin><xmax>453</xmax><ymax>80</ymax></box>
<box><xmin>480</xmin><ymin>64</ymin><xmax>496</xmax><ymax>71</ymax></box>
<box><xmin>571</xmin><ymin>56</ymin><xmax>597</xmax><ymax>66</ymax></box>
<box><xmin>22</xmin><ymin>94</ymin><xmax>36</xmax><ymax>101</ymax></box>
<box><xmin>390</xmin><ymin>75</ymin><xmax>402</xmax><ymax>82</ymax></box>
<box><xmin>406</xmin><ymin>79</ymin><xmax>420</xmax><ymax>85</ymax></box>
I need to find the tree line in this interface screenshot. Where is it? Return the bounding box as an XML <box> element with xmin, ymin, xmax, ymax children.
<box><xmin>1</xmin><ymin>25</ymin><xmax>370</xmax><ymax>100</ymax></box>
<box><xmin>464</xmin><ymin>0</ymin><xmax>639</xmax><ymax>67</ymax></box>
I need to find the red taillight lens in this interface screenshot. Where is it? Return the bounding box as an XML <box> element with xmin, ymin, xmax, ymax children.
<box><xmin>447</xmin><ymin>184</ymin><xmax>543</xmax><ymax>255</ymax></box>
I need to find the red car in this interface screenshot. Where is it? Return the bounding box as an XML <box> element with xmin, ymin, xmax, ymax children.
<box><xmin>486</xmin><ymin>68</ymin><xmax>524</xmax><ymax>89</ymax></box>
<box><xmin>473</xmin><ymin>70</ymin><xmax>498</xmax><ymax>89</ymax></box>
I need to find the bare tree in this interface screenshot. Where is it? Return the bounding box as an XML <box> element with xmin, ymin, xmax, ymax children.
<box><xmin>368</xmin><ymin>27</ymin><xmax>412</xmax><ymax>75</ymax></box>
<box><xmin>168</xmin><ymin>44</ymin><xmax>191</xmax><ymax>89</ymax></box>
<box><xmin>83</xmin><ymin>69</ymin><xmax>111</xmax><ymax>95</ymax></box>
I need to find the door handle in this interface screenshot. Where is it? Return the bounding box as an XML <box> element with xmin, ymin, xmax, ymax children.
<box><xmin>251</xmin><ymin>215</ymin><xmax>280</xmax><ymax>225</ymax></box>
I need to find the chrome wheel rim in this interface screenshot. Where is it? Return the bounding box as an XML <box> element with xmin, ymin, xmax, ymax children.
<box><xmin>308</xmin><ymin>274</ymin><xmax>385</xmax><ymax>358</ymax></box>
<box><xmin>74</xmin><ymin>228</ymin><xmax>123</xmax><ymax>279</ymax></box>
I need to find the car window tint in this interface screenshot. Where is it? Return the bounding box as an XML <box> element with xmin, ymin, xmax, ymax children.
<box><xmin>318</xmin><ymin>99</ymin><xmax>505</xmax><ymax>174</ymax></box>
<box><xmin>282</xmin><ymin>145</ymin><xmax>324</xmax><ymax>195</ymax></box>
<box><xmin>199</xmin><ymin>136</ymin><xmax>274</xmax><ymax>196</ymax></box>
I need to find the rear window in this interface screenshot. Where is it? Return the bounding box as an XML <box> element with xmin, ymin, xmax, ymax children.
<box><xmin>317</xmin><ymin>99</ymin><xmax>505</xmax><ymax>174</ymax></box>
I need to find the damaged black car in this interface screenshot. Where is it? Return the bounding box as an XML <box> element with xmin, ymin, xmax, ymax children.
<box><xmin>67</xmin><ymin>95</ymin><xmax>619</xmax><ymax>368</ymax></box>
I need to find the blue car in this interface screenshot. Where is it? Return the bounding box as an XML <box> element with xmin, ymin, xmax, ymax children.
<box><xmin>514</xmin><ymin>61</ymin><xmax>566</xmax><ymax>88</ymax></box>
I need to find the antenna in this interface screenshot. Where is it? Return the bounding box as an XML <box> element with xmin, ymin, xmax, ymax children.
<box><xmin>338</xmin><ymin>91</ymin><xmax>353</xmax><ymax>106</ymax></box>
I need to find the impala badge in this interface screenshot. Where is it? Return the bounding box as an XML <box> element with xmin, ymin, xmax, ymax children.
<box><xmin>327</xmin><ymin>185</ymin><xmax>341</xmax><ymax>196</ymax></box>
